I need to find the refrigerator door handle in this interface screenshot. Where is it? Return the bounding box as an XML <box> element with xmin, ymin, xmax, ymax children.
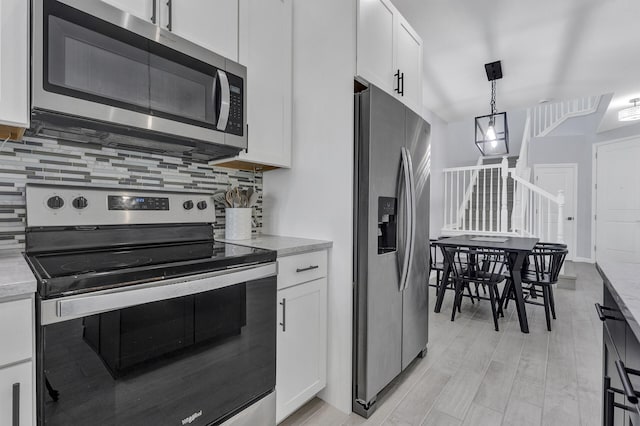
<box><xmin>399</xmin><ymin>147</ymin><xmax>413</xmax><ymax>292</ymax></box>
<box><xmin>403</xmin><ymin>149</ymin><xmax>417</xmax><ymax>291</ymax></box>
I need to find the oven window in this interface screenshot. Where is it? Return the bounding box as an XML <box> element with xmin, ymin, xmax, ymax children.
<box><xmin>39</xmin><ymin>277</ymin><xmax>276</xmax><ymax>425</ymax></box>
<box><xmin>43</xmin><ymin>0</ymin><xmax>220</xmax><ymax>131</ymax></box>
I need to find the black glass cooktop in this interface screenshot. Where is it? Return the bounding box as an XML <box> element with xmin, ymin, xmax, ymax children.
<box><xmin>27</xmin><ymin>241</ymin><xmax>276</xmax><ymax>299</ymax></box>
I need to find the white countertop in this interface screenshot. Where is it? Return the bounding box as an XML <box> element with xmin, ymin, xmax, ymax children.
<box><xmin>598</xmin><ymin>261</ymin><xmax>640</xmax><ymax>340</ymax></box>
<box><xmin>0</xmin><ymin>251</ymin><xmax>37</xmax><ymax>299</ymax></box>
<box><xmin>219</xmin><ymin>234</ymin><xmax>332</xmax><ymax>257</ymax></box>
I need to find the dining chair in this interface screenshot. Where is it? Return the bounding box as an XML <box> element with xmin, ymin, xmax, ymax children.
<box><xmin>501</xmin><ymin>243</ymin><xmax>568</xmax><ymax>331</ymax></box>
<box><xmin>441</xmin><ymin>246</ymin><xmax>507</xmax><ymax>331</ymax></box>
<box><xmin>428</xmin><ymin>238</ymin><xmax>445</xmax><ymax>292</ymax></box>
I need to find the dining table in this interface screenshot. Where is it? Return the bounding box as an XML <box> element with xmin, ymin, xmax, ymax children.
<box><xmin>432</xmin><ymin>234</ymin><xmax>539</xmax><ymax>333</ymax></box>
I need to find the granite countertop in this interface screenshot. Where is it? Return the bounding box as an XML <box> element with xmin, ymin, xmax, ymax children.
<box><xmin>0</xmin><ymin>251</ymin><xmax>37</xmax><ymax>299</ymax></box>
<box><xmin>219</xmin><ymin>234</ymin><xmax>332</xmax><ymax>257</ymax></box>
<box><xmin>597</xmin><ymin>261</ymin><xmax>640</xmax><ymax>340</ymax></box>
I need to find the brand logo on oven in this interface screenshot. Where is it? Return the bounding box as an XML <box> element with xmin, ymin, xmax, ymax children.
<box><xmin>181</xmin><ymin>410</ymin><xmax>203</xmax><ymax>425</ymax></box>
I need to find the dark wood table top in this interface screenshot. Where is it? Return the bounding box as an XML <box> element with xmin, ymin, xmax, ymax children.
<box><xmin>434</xmin><ymin>234</ymin><xmax>539</xmax><ymax>252</ymax></box>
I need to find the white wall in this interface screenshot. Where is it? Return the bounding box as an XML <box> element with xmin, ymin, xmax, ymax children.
<box><xmin>262</xmin><ymin>0</ymin><xmax>356</xmax><ymax>414</ymax></box>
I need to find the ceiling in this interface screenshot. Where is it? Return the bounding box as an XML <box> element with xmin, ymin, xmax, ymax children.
<box><xmin>391</xmin><ymin>0</ymin><xmax>640</xmax><ymax>131</ymax></box>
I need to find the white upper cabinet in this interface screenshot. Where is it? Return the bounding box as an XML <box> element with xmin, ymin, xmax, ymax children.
<box><xmin>168</xmin><ymin>0</ymin><xmax>239</xmax><ymax>62</ymax></box>
<box><xmin>395</xmin><ymin>15</ymin><xmax>423</xmax><ymax>114</ymax></box>
<box><xmin>212</xmin><ymin>0</ymin><xmax>293</xmax><ymax>170</ymax></box>
<box><xmin>357</xmin><ymin>0</ymin><xmax>423</xmax><ymax>114</ymax></box>
<box><xmin>0</xmin><ymin>0</ymin><xmax>29</xmax><ymax>132</ymax></box>
<box><xmin>100</xmin><ymin>0</ymin><xmax>157</xmax><ymax>23</ymax></box>
<box><xmin>356</xmin><ymin>0</ymin><xmax>395</xmax><ymax>95</ymax></box>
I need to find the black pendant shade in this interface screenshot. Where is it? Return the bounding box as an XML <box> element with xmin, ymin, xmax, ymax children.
<box><xmin>475</xmin><ymin>61</ymin><xmax>509</xmax><ymax>156</ymax></box>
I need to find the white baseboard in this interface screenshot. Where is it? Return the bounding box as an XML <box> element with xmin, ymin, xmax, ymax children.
<box><xmin>573</xmin><ymin>256</ymin><xmax>595</xmax><ymax>264</ymax></box>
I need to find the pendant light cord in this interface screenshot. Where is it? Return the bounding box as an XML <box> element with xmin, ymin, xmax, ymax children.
<box><xmin>490</xmin><ymin>80</ymin><xmax>497</xmax><ymax>115</ymax></box>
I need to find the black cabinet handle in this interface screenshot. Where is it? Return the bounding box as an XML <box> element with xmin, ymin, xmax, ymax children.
<box><xmin>279</xmin><ymin>298</ymin><xmax>286</xmax><ymax>332</ymax></box>
<box><xmin>151</xmin><ymin>0</ymin><xmax>157</xmax><ymax>24</ymax></box>
<box><xmin>595</xmin><ymin>303</ymin><xmax>620</xmax><ymax>321</ymax></box>
<box><xmin>166</xmin><ymin>0</ymin><xmax>172</xmax><ymax>31</ymax></box>
<box><xmin>394</xmin><ymin>69</ymin><xmax>400</xmax><ymax>94</ymax></box>
<box><xmin>12</xmin><ymin>382</ymin><xmax>19</xmax><ymax>426</ymax></box>
<box><xmin>615</xmin><ymin>360</ymin><xmax>639</xmax><ymax>404</ymax></box>
<box><xmin>399</xmin><ymin>71</ymin><xmax>404</xmax><ymax>96</ymax></box>
<box><xmin>296</xmin><ymin>265</ymin><xmax>319</xmax><ymax>273</ymax></box>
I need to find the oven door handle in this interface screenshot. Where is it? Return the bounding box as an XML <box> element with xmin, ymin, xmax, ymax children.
<box><xmin>44</xmin><ymin>263</ymin><xmax>276</xmax><ymax>324</ymax></box>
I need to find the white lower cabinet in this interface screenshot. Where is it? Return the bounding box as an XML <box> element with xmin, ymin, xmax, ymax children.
<box><xmin>0</xmin><ymin>296</ymin><xmax>34</xmax><ymax>426</ymax></box>
<box><xmin>276</xmin><ymin>251</ymin><xmax>327</xmax><ymax>423</ymax></box>
<box><xmin>0</xmin><ymin>361</ymin><xmax>33</xmax><ymax>426</ymax></box>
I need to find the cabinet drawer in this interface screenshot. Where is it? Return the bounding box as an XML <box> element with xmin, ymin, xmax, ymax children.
<box><xmin>0</xmin><ymin>361</ymin><xmax>33</xmax><ymax>426</ymax></box>
<box><xmin>278</xmin><ymin>250</ymin><xmax>327</xmax><ymax>290</ymax></box>
<box><xmin>0</xmin><ymin>298</ymin><xmax>32</xmax><ymax>367</ymax></box>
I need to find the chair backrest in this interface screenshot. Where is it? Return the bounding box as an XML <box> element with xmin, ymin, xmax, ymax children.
<box><xmin>441</xmin><ymin>245</ymin><xmax>507</xmax><ymax>283</ymax></box>
<box><xmin>528</xmin><ymin>244</ymin><xmax>568</xmax><ymax>284</ymax></box>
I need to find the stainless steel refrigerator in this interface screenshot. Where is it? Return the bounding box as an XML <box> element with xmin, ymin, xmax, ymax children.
<box><xmin>353</xmin><ymin>84</ymin><xmax>431</xmax><ymax>418</ymax></box>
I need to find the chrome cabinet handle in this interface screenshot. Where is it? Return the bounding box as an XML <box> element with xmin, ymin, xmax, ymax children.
<box><xmin>151</xmin><ymin>0</ymin><xmax>157</xmax><ymax>24</ymax></box>
<box><xmin>166</xmin><ymin>0</ymin><xmax>172</xmax><ymax>31</ymax></box>
<box><xmin>296</xmin><ymin>265</ymin><xmax>319</xmax><ymax>273</ymax></box>
<box><xmin>279</xmin><ymin>298</ymin><xmax>286</xmax><ymax>332</ymax></box>
<box><xmin>12</xmin><ymin>383</ymin><xmax>19</xmax><ymax>426</ymax></box>
<box><xmin>615</xmin><ymin>360</ymin><xmax>639</xmax><ymax>404</ymax></box>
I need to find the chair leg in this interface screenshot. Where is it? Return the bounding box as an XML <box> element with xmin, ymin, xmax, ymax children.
<box><xmin>488</xmin><ymin>283</ymin><xmax>500</xmax><ymax>331</ymax></box>
<box><xmin>451</xmin><ymin>281</ymin><xmax>462</xmax><ymax>322</ymax></box>
<box><xmin>466</xmin><ymin>284</ymin><xmax>474</xmax><ymax>305</ymax></box>
<box><xmin>542</xmin><ymin>286</ymin><xmax>552</xmax><ymax>331</ymax></box>
<box><xmin>495</xmin><ymin>285</ymin><xmax>504</xmax><ymax>317</ymax></box>
<box><xmin>548</xmin><ymin>285</ymin><xmax>557</xmax><ymax>319</ymax></box>
<box><xmin>500</xmin><ymin>280</ymin><xmax>512</xmax><ymax>310</ymax></box>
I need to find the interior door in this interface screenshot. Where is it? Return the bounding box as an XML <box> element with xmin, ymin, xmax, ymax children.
<box><xmin>534</xmin><ymin>164</ymin><xmax>577</xmax><ymax>259</ymax></box>
<box><xmin>596</xmin><ymin>139</ymin><xmax>640</xmax><ymax>263</ymax></box>
<box><xmin>401</xmin><ymin>108</ymin><xmax>430</xmax><ymax>369</ymax></box>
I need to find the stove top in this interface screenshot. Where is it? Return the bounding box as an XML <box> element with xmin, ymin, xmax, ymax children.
<box><xmin>27</xmin><ymin>241</ymin><xmax>275</xmax><ymax>299</ymax></box>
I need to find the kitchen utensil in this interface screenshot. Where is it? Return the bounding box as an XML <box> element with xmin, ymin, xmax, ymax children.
<box><xmin>248</xmin><ymin>192</ymin><xmax>259</xmax><ymax>207</ymax></box>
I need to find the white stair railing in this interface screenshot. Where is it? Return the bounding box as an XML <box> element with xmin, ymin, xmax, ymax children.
<box><xmin>531</xmin><ymin>95</ymin><xmax>600</xmax><ymax>138</ymax></box>
<box><xmin>442</xmin><ymin>161</ymin><xmax>508</xmax><ymax>234</ymax></box>
<box><xmin>511</xmin><ymin>174</ymin><xmax>565</xmax><ymax>243</ymax></box>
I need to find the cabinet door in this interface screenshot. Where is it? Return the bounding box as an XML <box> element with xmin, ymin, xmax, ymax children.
<box><xmin>168</xmin><ymin>0</ymin><xmax>239</xmax><ymax>62</ymax></box>
<box><xmin>0</xmin><ymin>362</ymin><xmax>33</xmax><ymax>426</ymax></box>
<box><xmin>356</xmin><ymin>0</ymin><xmax>396</xmax><ymax>94</ymax></box>
<box><xmin>100</xmin><ymin>0</ymin><xmax>157</xmax><ymax>23</ymax></box>
<box><xmin>276</xmin><ymin>278</ymin><xmax>327</xmax><ymax>423</ymax></box>
<box><xmin>0</xmin><ymin>0</ymin><xmax>29</xmax><ymax>128</ymax></box>
<box><xmin>236</xmin><ymin>0</ymin><xmax>292</xmax><ymax>168</ymax></box>
<box><xmin>395</xmin><ymin>15</ymin><xmax>423</xmax><ymax>114</ymax></box>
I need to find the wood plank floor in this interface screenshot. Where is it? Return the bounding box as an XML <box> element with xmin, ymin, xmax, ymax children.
<box><xmin>280</xmin><ymin>262</ymin><xmax>602</xmax><ymax>426</ymax></box>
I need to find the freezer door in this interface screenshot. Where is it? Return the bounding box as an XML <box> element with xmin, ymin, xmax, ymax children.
<box><xmin>354</xmin><ymin>86</ymin><xmax>405</xmax><ymax>404</ymax></box>
<box><xmin>401</xmin><ymin>108</ymin><xmax>431</xmax><ymax>369</ymax></box>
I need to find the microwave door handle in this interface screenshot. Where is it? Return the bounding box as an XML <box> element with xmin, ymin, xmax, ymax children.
<box><xmin>216</xmin><ymin>70</ymin><xmax>231</xmax><ymax>131</ymax></box>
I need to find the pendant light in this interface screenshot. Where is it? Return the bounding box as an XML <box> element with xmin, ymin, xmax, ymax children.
<box><xmin>475</xmin><ymin>61</ymin><xmax>509</xmax><ymax>156</ymax></box>
<box><xmin>618</xmin><ymin>98</ymin><xmax>640</xmax><ymax>122</ymax></box>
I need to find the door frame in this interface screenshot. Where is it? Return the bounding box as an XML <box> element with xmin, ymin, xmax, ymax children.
<box><xmin>592</xmin><ymin>135</ymin><xmax>640</xmax><ymax>263</ymax></box>
<box><xmin>533</xmin><ymin>163</ymin><xmax>578</xmax><ymax>261</ymax></box>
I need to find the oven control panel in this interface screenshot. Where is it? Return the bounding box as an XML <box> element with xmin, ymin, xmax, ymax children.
<box><xmin>108</xmin><ymin>196</ymin><xmax>169</xmax><ymax>211</ymax></box>
<box><xmin>26</xmin><ymin>184</ymin><xmax>215</xmax><ymax>227</ymax></box>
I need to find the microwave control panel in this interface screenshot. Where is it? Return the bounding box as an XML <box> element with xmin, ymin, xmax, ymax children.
<box><xmin>226</xmin><ymin>73</ymin><xmax>244</xmax><ymax>136</ymax></box>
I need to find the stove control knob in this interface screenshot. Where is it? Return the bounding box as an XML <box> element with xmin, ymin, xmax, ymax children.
<box><xmin>183</xmin><ymin>200</ymin><xmax>194</xmax><ymax>210</ymax></box>
<box><xmin>197</xmin><ymin>201</ymin><xmax>208</xmax><ymax>210</ymax></box>
<box><xmin>72</xmin><ymin>196</ymin><xmax>88</xmax><ymax>210</ymax></box>
<box><xmin>47</xmin><ymin>196</ymin><xmax>64</xmax><ymax>209</ymax></box>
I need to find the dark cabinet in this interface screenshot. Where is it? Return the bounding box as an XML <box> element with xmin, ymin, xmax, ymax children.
<box><xmin>599</xmin><ymin>282</ymin><xmax>640</xmax><ymax>426</ymax></box>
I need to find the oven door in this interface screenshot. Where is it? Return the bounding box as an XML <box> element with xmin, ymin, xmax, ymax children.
<box><xmin>37</xmin><ymin>263</ymin><xmax>276</xmax><ymax>426</ymax></box>
<box><xmin>32</xmin><ymin>0</ymin><xmax>246</xmax><ymax>146</ymax></box>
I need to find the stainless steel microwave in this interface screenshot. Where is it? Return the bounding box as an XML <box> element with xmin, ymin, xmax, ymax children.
<box><xmin>30</xmin><ymin>0</ymin><xmax>247</xmax><ymax>161</ymax></box>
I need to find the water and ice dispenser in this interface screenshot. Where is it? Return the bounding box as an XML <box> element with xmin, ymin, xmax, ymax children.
<box><xmin>378</xmin><ymin>197</ymin><xmax>397</xmax><ymax>254</ymax></box>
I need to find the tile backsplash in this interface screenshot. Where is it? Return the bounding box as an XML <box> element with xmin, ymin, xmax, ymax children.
<box><xmin>0</xmin><ymin>136</ymin><xmax>262</xmax><ymax>251</ymax></box>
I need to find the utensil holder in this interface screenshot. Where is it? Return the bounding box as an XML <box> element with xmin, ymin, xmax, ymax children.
<box><xmin>225</xmin><ymin>208</ymin><xmax>252</xmax><ymax>240</ymax></box>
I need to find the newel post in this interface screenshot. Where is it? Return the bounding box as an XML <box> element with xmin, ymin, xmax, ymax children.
<box><xmin>557</xmin><ymin>190</ymin><xmax>565</xmax><ymax>244</ymax></box>
<box><xmin>500</xmin><ymin>156</ymin><xmax>509</xmax><ymax>232</ymax></box>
